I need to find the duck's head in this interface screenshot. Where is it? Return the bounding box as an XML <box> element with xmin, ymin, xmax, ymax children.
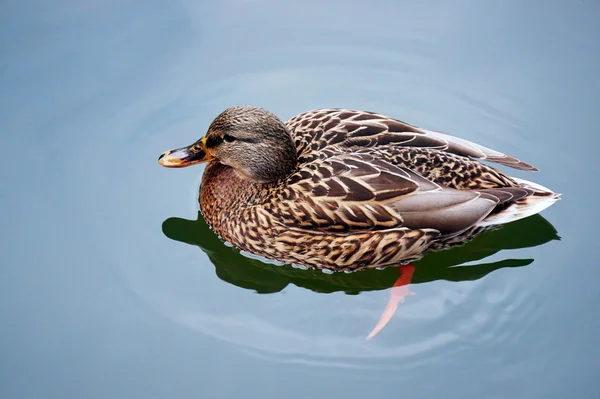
<box><xmin>158</xmin><ymin>106</ymin><xmax>298</xmax><ymax>183</ymax></box>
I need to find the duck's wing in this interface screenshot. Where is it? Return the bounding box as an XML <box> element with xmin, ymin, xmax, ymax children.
<box><xmin>287</xmin><ymin>109</ymin><xmax>538</xmax><ymax>171</ymax></box>
<box><xmin>278</xmin><ymin>153</ymin><xmax>519</xmax><ymax>236</ymax></box>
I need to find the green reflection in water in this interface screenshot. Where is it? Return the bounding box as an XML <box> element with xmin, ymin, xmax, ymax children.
<box><xmin>162</xmin><ymin>212</ymin><xmax>559</xmax><ymax>295</ymax></box>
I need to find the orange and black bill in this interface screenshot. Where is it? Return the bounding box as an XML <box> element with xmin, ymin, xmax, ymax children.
<box><xmin>158</xmin><ymin>137</ymin><xmax>214</xmax><ymax>168</ymax></box>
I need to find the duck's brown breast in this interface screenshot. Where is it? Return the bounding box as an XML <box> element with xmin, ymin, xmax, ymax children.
<box><xmin>199</xmin><ymin>161</ymin><xmax>277</xmax><ymax>253</ymax></box>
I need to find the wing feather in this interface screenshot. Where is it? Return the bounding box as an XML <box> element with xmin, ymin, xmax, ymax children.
<box><xmin>287</xmin><ymin>109</ymin><xmax>538</xmax><ymax>171</ymax></box>
<box><xmin>279</xmin><ymin>153</ymin><xmax>499</xmax><ymax>235</ymax></box>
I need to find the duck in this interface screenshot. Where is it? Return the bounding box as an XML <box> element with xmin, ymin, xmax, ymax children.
<box><xmin>158</xmin><ymin>106</ymin><xmax>560</xmax><ymax>272</ymax></box>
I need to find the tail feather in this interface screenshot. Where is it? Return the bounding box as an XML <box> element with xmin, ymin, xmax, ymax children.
<box><xmin>477</xmin><ymin>177</ymin><xmax>560</xmax><ymax>227</ymax></box>
<box><xmin>478</xmin><ymin>186</ymin><xmax>531</xmax><ymax>204</ymax></box>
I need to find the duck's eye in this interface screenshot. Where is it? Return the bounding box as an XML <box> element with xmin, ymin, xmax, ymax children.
<box><xmin>223</xmin><ymin>134</ymin><xmax>236</xmax><ymax>143</ymax></box>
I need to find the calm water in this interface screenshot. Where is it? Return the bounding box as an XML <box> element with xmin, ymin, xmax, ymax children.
<box><xmin>2</xmin><ymin>1</ymin><xmax>599</xmax><ymax>398</ymax></box>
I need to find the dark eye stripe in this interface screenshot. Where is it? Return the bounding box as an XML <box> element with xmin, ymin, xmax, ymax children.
<box><xmin>206</xmin><ymin>135</ymin><xmax>257</xmax><ymax>148</ymax></box>
<box><xmin>205</xmin><ymin>134</ymin><xmax>258</xmax><ymax>148</ymax></box>
<box><xmin>205</xmin><ymin>135</ymin><xmax>223</xmax><ymax>148</ymax></box>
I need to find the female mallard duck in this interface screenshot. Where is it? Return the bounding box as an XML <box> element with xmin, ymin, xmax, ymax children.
<box><xmin>158</xmin><ymin>106</ymin><xmax>559</xmax><ymax>272</ymax></box>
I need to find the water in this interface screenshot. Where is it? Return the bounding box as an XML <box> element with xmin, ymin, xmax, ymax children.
<box><xmin>1</xmin><ymin>1</ymin><xmax>599</xmax><ymax>398</ymax></box>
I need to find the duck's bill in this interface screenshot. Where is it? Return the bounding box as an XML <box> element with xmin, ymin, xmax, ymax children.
<box><xmin>158</xmin><ymin>141</ymin><xmax>214</xmax><ymax>168</ymax></box>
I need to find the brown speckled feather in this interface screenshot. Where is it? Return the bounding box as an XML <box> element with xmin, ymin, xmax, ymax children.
<box><xmin>287</xmin><ymin>109</ymin><xmax>538</xmax><ymax>171</ymax></box>
<box><xmin>272</xmin><ymin>152</ymin><xmax>504</xmax><ymax>236</ymax></box>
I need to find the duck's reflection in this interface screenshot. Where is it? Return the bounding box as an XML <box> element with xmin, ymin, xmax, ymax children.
<box><xmin>162</xmin><ymin>212</ymin><xmax>559</xmax><ymax>338</ymax></box>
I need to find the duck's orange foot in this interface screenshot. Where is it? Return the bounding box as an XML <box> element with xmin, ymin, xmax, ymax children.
<box><xmin>366</xmin><ymin>264</ymin><xmax>416</xmax><ymax>340</ymax></box>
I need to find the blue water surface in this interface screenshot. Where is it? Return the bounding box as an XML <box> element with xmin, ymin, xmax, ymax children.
<box><xmin>1</xmin><ymin>1</ymin><xmax>599</xmax><ymax>398</ymax></box>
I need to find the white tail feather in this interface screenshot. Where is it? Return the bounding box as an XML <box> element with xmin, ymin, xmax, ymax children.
<box><xmin>477</xmin><ymin>177</ymin><xmax>561</xmax><ymax>227</ymax></box>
